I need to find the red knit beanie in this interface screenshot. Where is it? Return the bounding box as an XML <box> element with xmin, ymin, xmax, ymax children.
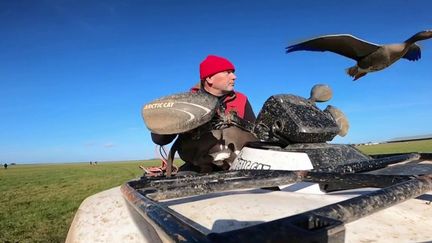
<box><xmin>199</xmin><ymin>55</ymin><xmax>235</xmax><ymax>80</ymax></box>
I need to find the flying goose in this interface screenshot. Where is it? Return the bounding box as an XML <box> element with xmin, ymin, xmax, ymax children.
<box><xmin>286</xmin><ymin>30</ymin><xmax>432</xmax><ymax>80</ymax></box>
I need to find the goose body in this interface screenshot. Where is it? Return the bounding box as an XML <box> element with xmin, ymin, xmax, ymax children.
<box><xmin>286</xmin><ymin>30</ymin><xmax>432</xmax><ymax>80</ymax></box>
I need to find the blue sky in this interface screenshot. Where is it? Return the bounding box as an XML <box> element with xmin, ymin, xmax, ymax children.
<box><xmin>1</xmin><ymin>0</ymin><xmax>431</xmax><ymax>163</ymax></box>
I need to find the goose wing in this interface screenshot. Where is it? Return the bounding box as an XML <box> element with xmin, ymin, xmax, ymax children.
<box><xmin>286</xmin><ymin>34</ymin><xmax>380</xmax><ymax>61</ymax></box>
<box><xmin>402</xmin><ymin>44</ymin><xmax>421</xmax><ymax>61</ymax></box>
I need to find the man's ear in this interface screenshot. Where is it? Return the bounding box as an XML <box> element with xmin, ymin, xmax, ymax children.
<box><xmin>205</xmin><ymin>76</ymin><xmax>213</xmax><ymax>85</ymax></box>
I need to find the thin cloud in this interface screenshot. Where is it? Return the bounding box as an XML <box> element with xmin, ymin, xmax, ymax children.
<box><xmin>103</xmin><ymin>143</ymin><xmax>115</xmax><ymax>148</ymax></box>
<box><xmin>84</xmin><ymin>142</ymin><xmax>96</xmax><ymax>147</ymax></box>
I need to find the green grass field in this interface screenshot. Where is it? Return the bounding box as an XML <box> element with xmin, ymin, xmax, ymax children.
<box><xmin>355</xmin><ymin>139</ymin><xmax>432</xmax><ymax>155</ymax></box>
<box><xmin>0</xmin><ymin>160</ymin><xmax>183</xmax><ymax>242</ymax></box>
<box><xmin>0</xmin><ymin>139</ymin><xmax>431</xmax><ymax>242</ymax></box>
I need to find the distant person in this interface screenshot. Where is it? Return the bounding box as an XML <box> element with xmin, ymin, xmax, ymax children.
<box><xmin>151</xmin><ymin>55</ymin><xmax>257</xmax><ymax>173</ymax></box>
<box><xmin>4</xmin><ymin>163</ymin><xmax>7</xmax><ymax>169</ymax></box>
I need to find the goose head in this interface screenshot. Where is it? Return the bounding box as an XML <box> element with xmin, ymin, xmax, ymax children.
<box><xmin>405</xmin><ymin>30</ymin><xmax>432</xmax><ymax>44</ymax></box>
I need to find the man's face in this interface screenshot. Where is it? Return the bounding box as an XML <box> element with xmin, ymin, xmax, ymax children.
<box><xmin>206</xmin><ymin>70</ymin><xmax>236</xmax><ymax>95</ymax></box>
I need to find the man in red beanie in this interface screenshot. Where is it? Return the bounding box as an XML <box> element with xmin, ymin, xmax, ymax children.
<box><xmin>192</xmin><ymin>55</ymin><xmax>255</xmax><ymax>122</ymax></box>
<box><xmin>151</xmin><ymin>55</ymin><xmax>257</xmax><ymax>173</ymax></box>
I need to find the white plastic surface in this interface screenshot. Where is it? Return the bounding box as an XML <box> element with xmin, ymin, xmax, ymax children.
<box><xmin>65</xmin><ymin>186</ymin><xmax>162</xmax><ymax>243</ymax></box>
<box><xmin>230</xmin><ymin>146</ymin><xmax>313</xmax><ymax>170</ymax></box>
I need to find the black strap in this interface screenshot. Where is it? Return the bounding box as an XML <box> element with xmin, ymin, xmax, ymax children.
<box><xmin>212</xmin><ymin>112</ymin><xmax>255</xmax><ymax>133</ymax></box>
<box><xmin>166</xmin><ymin>137</ymin><xmax>180</xmax><ymax>177</ymax></box>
